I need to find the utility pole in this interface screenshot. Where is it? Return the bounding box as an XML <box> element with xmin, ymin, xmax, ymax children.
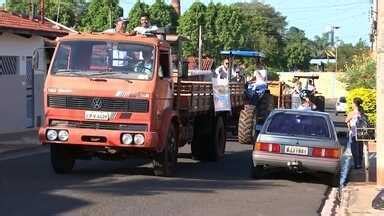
<box><xmin>330</xmin><ymin>26</ymin><xmax>340</xmax><ymax>72</ymax></box>
<box><xmin>198</xmin><ymin>25</ymin><xmax>202</xmax><ymax>71</ymax></box>
<box><xmin>376</xmin><ymin>0</ymin><xmax>384</xmax><ymax>187</ymax></box>
<box><xmin>56</xmin><ymin>0</ymin><xmax>60</xmax><ymax>23</ymax></box>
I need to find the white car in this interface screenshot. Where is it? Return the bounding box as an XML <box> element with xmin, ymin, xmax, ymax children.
<box><xmin>335</xmin><ymin>97</ymin><xmax>346</xmax><ymax>116</ymax></box>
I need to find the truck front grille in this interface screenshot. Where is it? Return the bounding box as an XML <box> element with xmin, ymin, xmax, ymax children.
<box><xmin>48</xmin><ymin>95</ymin><xmax>149</xmax><ymax>113</ymax></box>
<box><xmin>49</xmin><ymin>120</ymin><xmax>148</xmax><ymax>131</ymax></box>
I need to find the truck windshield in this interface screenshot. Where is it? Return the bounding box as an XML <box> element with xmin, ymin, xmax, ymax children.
<box><xmin>51</xmin><ymin>41</ymin><xmax>155</xmax><ymax>80</ymax></box>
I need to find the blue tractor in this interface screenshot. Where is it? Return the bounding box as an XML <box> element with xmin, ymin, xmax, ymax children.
<box><xmin>220</xmin><ymin>50</ymin><xmax>273</xmax><ymax>144</ymax></box>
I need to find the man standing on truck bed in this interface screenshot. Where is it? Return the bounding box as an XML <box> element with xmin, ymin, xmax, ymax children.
<box><xmin>214</xmin><ymin>59</ymin><xmax>230</xmax><ymax>80</ymax></box>
<box><xmin>104</xmin><ymin>17</ymin><xmax>128</xmax><ymax>33</ymax></box>
<box><xmin>133</xmin><ymin>13</ymin><xmax>159</xmax><ymax>35</ymax></box>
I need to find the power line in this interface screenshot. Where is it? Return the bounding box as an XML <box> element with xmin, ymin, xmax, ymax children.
<box><xmin>279</xmin><ymin>1</ymin><xmax>368</xmax><ymax>11</ymax></box>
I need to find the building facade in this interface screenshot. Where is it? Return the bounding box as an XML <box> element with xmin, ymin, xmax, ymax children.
<box><xmin>0</xmin><ymin>10</ymin><xmax>69</xmax><ymax>132</ymax></box>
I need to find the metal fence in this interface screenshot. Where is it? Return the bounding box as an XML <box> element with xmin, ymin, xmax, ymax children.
<box><xmin>356</xmin><ymin>127</ymin><xmax>376</xmax><ymax>182</ymax></box>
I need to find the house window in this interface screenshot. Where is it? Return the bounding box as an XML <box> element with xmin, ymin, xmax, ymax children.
<box><xmin>0</xmin><ymin>56</ymin><xmax>18</xmax><ymax>75</ymax></box>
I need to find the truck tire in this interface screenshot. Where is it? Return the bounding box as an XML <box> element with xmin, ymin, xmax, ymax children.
<box><xmin>50</xmin><ymin>144</ymin><xmax>75</xmax><ymax>174</ymax></box>
<box><xmin>238</xmin><ymin>105</ymin><xmax>257</xmax><ymax>145</ymax></box>
<box><xmin>153</xmin><ymin>125</ymin><xmax>178</xmax><ymax>177</ymax></box>
<box><xmin>206</xmin><ymin>116</ymin><xmax>226</xmax><ymax>161</ymax></box>
<box><xmin>191</xmin><ymin>116</ymin><xmax>211</xmax><ymax>160</ymax></box>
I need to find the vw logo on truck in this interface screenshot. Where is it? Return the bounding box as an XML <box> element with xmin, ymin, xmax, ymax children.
<box><xmin>91</xmin><ymin>98</ymin><xmax>103</xmax><ymax>110</ymax></box>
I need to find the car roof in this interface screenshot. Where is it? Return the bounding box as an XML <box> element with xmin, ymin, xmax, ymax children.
<box><xmin>271</xmin><ymin>109</ymin><xmax>331</xmax><ymax>118</ymax></box>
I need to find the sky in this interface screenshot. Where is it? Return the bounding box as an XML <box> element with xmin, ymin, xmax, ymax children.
<box><xmin>0</xmin><ymin>0</ymin><xmax>371</xmax><ymax>44</ymax></box>
<box><xmin>120</xmin><ymin>0</ymin><xmax>371</xmax><ymax>44</ymax></box>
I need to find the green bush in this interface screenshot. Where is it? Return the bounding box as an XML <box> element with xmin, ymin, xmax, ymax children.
<box><xmin>346</xmin><ymin>88</ymin><xmax>376</xmax><ymax>126</ymax></box>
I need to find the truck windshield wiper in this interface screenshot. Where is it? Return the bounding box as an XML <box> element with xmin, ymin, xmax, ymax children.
<box><xmin>55</xmin><ymin>70</ymin><xmax>99</xmax><ymax>76</ymax></box>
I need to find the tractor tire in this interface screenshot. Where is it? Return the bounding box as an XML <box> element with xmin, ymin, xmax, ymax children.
<box><xmin>51</xmin><ymin>144</ymin><xmax>75</xmax><ymax>174</ymax></box>
<box><xmin>153</xmin><ymin>125</ymin><xmax>178</xmax><ymax>177</ymax></box>
<box><xmin>238</xmin><ymin>105</ymin><xmax>257</xmax><ymax>145</ymax></box>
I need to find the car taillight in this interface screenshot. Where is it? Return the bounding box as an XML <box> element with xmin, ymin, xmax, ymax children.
<box><xmin>312</xmin><ymin>147</ymin><xmax>340</xmax><ymax>159</ymax></box>
<box><xmin>255</xmin><ymin>142</ymin><xmax>281</xmax><ymax>153</ymax></box>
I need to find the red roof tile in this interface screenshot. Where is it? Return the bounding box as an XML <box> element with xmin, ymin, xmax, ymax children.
<box><xmin>0</xmin><ymin>10</ymin><xmax>68</xmax><ymax>36</ymax></box>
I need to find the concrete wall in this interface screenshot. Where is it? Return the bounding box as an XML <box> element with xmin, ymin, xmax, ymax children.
<box><xmin>277</xmin><ymin>72</ymin><xmax>347</xmax><ymax>99</ymax></box>
<box><xmin>0</xmin><ymin>33</ymin><xmax>47</xmax><ymax>132</ymax></box>
<box><xmin>0</xmin><ymin>75</ymin><xmax>27</xmax><ymax>132</ymax></box>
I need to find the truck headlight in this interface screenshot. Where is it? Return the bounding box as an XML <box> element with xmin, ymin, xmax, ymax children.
<box><xmin>46</xmin><ymin>129</ymin><xmax>58</xmax><ymax>141</ymax></box>
<box><xmin>58</xmin><ymin>130</ymin><xmax>69</xmax><ymax>141</ymax></box>
<box><xmin>134</xmin><ymin>134</ymin><xmax>145</xmax><ymax>145</ymax></box>
<box><xmin>121</xmin><ymin>133</ymin><xmax>133</xmax><ymax>145</ymax></box>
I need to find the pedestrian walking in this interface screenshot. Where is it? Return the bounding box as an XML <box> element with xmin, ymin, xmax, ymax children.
<box><xmin>345</xmin><ymin>97</ymin><xmax>364</xmax><ymax>169</ymax></box>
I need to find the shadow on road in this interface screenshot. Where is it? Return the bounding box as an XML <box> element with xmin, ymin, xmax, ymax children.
<box><xmin>0</xmin><ymin>142</ymin><xmax>332</xmax><ymax>215</ymax></box>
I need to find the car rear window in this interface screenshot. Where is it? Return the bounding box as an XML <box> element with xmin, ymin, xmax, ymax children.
<box><xmin>339</xmin><ymin>97</ymin><xmax>346</xmax><ymax>103</ymax></box>
<box><xmin>266</xmin><ymin>113</ymin><xmax>330</xmax><ymax>138</ymax></box>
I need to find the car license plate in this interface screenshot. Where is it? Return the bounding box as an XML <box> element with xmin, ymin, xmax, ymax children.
<box><xmin>284</xmin><ymin>145</ymin><xmax>308</xmax><ymax>155</ymax></box>
<box><xmin>85</xmin><ymin>111</ymin><xmax>110</xmax><ymax>120</ymax></box>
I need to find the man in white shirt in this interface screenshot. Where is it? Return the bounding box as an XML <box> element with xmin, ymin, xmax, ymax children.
<box><xmin>104</xmin><ymin>17</ymin><xmax>127</xmax><ymax>33</ymax></box>
<box><xmin>214</xmin><ymin>59</ymin><xmax>230</xmax><ymax>80</ymax></box>
<box><xmin>306</xmin><ymin>79</ymin><xmax>316</xmax><ymax>92</ymax></box>
<box><xmin>133</xmin><ymin>13</ymin><xmax>159</xmax><ymax>35</ymax></box>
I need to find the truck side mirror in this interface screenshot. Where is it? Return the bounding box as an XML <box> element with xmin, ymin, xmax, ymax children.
<box><xmin>32</xmin><ymin>49</ymin><xmax>39</xmax><ymax>70</ymax></box>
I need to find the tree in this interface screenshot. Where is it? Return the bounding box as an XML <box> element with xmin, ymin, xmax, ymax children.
<box><xmin>149</xmin><ymin>0</ymin><xmax>178</xmax><ymax>30</ymax></box>
<box><xmin>177</xmin><ymin>2</ymin><xmax>207</xmax><ymax>57</ymax></box>
<box><xmin>311</xmin><ymin>33</ymin><xmax>331</xmax><ymax>58</ymax></box>
<box><xmin>214</xmin><ymin>5</ymin><xmax>247</xmax><ymax>56</ymax></box>
<box><xmin>6</xmin><ymin>0</ymin><xmax>86</xmax><ymax>28</ymax></box>
<box><xmin>127</xmin><ymin>1</ymin><xmax>149</xmax><ymax>31</ymax></box>
<box><xmin>234</xmin><ymin>1</ymin><xmax>287</xmax><ymax>70</ymax></box>
<box><xmin>178</xmin><ymin>2</ymin><xmax>247</xmax><ymax>61</ymax></box>
<box><xmin>80</xmin><ymin>0</ymin><xmax>122</xmax><ymax>32</ymax></box>
<box><xmin>6</xmin><ymin>0</ymin><xmax>31</xmax><ymax>14</ymax></box>
<box><xmin>203</xmin><ymin>2</ymin><xmax>219</xmax><ymax>58</ymax></box>
<box><xmin>336</xmin><ymin>39</ymin><xmax>370</xmax><ymax>71</ymax></box>
<box><xmin>284</xmin><ymin>27</ymin><xmax>312</xmax><ymax>71</ymax></box>
<box><xmin>339</xmin><ymin>53</ymin><xmax>376</xmax><ymax>90</ymax></box>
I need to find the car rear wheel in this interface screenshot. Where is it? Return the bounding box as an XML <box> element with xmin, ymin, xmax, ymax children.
<box><xmin>251</xmin><ymin>165</ymin><xmax>265</xmax><ymax>179</ymax></box>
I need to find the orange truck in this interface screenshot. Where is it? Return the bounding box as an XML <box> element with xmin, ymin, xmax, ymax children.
<box><xmin>37</xmin><ymin>32</ymin><xmax>244</xmax><ymax>176</ymax></box>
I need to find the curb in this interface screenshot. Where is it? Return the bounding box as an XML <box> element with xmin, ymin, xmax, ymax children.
<box><xmin>320</xmin><ymin>187</ymin><xmax>339</xmax><ymax>216</ymax></box>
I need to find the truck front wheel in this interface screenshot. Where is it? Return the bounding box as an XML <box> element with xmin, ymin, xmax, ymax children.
<box><xmin>50</xmin><ymin>144</ymin><xmax>75</xmax><ymax>174</ymax></box>
<box><xmin>153</xmin><ymin>125</ymin><xmax>178</xmax><ymax>177</ymax></box>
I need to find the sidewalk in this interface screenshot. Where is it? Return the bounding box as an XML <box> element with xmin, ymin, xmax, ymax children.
<box><xmin>337</xmin><ymin>145</ymin><xmax>384</xmax><ymax>216</ymax></box>
<box><xmin>0</xmin><ymin>129</ymin><xmax>41</xmax><ymax>155</ymax></box>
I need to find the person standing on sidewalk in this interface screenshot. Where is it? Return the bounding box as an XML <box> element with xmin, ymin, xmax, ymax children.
<box><xmin>345</xmin><ymin>97</ymin><xmax>364</xmax><ymax>169</ymax></box>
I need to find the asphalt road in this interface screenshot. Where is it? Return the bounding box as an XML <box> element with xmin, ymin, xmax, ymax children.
<box><xmin>0</xmin><ymin>142</ymin><xmax>331</xmax><ymax>216</ymax></box>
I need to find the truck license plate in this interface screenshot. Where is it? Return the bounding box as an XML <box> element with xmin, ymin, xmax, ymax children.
<box><xmin>284</xmin><ymin>146</ymin><xmax>308</xmax><ymax>156</ymax></box>
<box><xmin>85</xmin><ymin>111</ymin><xmax>110</xmax><ymax>120</ymax></box>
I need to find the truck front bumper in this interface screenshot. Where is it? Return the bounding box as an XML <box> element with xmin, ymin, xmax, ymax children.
<box><xmin>39</xmin><ymin>127</ymin><xmax>159</xmax><ymax>150</ymax></box>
